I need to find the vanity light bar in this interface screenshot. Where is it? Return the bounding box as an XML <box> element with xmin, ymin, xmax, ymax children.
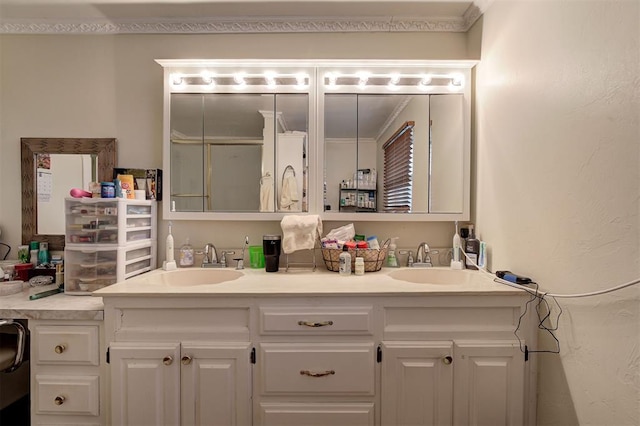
<box><xmin>323</xmin><ymin>73</ymin><xmax>464</xmax><ymax>90</ymax></box>
<box><xmin>169</xmin><ymin>72</ymin><xmax>309</xmax><ymax>88</ymax></box>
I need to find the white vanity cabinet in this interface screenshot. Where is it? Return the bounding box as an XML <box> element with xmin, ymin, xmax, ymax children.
<box><xmin>255</xmin><ymin>305</ymin><xmax>377</xmax><ymax>425</ymax></box>
<box><xmin>103</xmin><ymin>299</ymin><xmax>253</xmax><ymax>425</ymax></box>
<box><xmin>101</xmin><ymin>291</ymin><xmax>535</xmax><ymax>426</ymax></box>
<box><xmin>29</xmin><ymin>319</ymin><xmax>106</xmax><ymax>425</ymax></box>
<box><xmin>109</xmin><ymin>341</ymin><xmax>252</xmax><ymax>425</ymax></box>
<box><xmin>380</xmin><ymin>297</ymin><xmax>529</xmax><ymax>426</ymax></box>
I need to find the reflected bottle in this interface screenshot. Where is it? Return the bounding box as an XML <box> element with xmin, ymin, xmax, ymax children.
<box><xmin>38</xmin><ymin>242</ymin><xmax>50</xmax><ymax>266</ymax></box>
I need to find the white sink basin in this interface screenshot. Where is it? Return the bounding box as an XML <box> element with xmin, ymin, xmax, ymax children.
<box><xmin>388</xmin><ymin>268</ymin><xmax>487</xmax><ymax>285</ymax></box>
<box><xmin>151</xmin><ymin>268</ymin><xmax>243</xmax><ymax>287</ymax></box>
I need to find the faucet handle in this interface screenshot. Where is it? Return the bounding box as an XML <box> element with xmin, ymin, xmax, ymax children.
<box><xmin>399</xmin><ymin>250</ymin><xmax>414</xmax><ymax>267</ymax></box>
<box><xmin>221</xmin><ymin>251</ymin><xmax>235</xmax><ymax>267</ymax></box>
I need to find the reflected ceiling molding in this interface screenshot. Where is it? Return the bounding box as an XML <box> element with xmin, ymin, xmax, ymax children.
<box><xmin>0</xmin><ymin>12</ymin><xmax>482</xmax><ymax>34</ymax></box>
<box><xmin>375</xmin><ymin>96</ymin><xmax>412</xmax><ymax>142</ymax></box>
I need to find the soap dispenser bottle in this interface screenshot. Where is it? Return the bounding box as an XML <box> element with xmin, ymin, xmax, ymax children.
<box><xmin>179</xmin><ymin>238</ymin><xmax>194</xmax><ymax>267</ymax></box>
<box><xmin>387</xmin><ymin>237</ymin><xmax>399</xmax><ymax>267</ymax></box>
<box><xmin>465</xmin><ymin>225</ymin><xmax>480</xmax><ymax>270</ymax></box>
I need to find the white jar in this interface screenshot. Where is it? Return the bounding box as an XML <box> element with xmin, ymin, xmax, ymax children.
<box><xmin>354</xmin><ymin>257</ymin><xmax>365</xmax><ymax>276</ymax></box>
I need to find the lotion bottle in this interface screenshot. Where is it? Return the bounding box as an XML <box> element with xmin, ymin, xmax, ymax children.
<box><xmin>339</xmin><ymin>245</ymin><xmax>352</xmax><ymax>275</ymax></box>
<box><xmin>387</xmin><ymin>237</ymin><xmax>399</xmax><ymax>267</ymax></box>
<box><xmin>163</xmin><ymin>221</ymin><xmax>177</xmax><ymax>270</ymax></box>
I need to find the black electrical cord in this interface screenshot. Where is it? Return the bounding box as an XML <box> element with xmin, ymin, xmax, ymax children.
<box><xmin>0</xmin><ymin>242</ymin><xmax>10</xmax><ymax>260</ymax></box>
<box><xmin>511</xmin><ymin>280</ymin><xmax>562</xmax><ymax>355</ymax></box>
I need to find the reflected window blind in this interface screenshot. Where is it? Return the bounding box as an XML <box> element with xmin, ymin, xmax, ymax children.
<box><xmin>383</xmin><ymin>121</ymin><xmax>414</xmax><ymax>213</ymax></box>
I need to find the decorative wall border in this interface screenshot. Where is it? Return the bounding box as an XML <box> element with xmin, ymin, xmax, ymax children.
<box><xmin>0</xmin><ymin>6</ymin><xmax>482</xmax><ymax>34</ymax></box>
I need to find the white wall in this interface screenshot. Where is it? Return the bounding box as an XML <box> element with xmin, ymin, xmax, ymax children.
<box><xmin>0</xmin><ymin>32</ymin><xmax>468</xmax><ymax>258</ymax></box>
<box><xmin>475</xmin><ymin>1</ymin><xmax>639</xmax><ymax>425</ymax></box>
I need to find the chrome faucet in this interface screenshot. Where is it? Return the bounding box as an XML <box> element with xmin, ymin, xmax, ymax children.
<box><xmin>233</xmin><ymin>236</ymin><xmax>249</xmax><ymax>270</ymax></box>
<box><xmin>202</xmin><ymin>243</ymin><xmax>220</xmax><ymax>267</ymax></box>
<box><xmin>413</xmin><ymin>242</ymin><xmax>433</xmax><ymax>267</ymax></box>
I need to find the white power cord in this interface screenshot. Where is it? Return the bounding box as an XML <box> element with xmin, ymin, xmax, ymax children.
<box><xmin>460</xmin><ymin>250</ymin><xmax>640</xmax><ymax>299</ymax></box>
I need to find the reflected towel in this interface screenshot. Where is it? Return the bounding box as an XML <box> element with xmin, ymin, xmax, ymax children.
<box><xmin>280</xmin><ymin>174</ymin><xmax>299</xmax><ymax>211</ymax></box>
<box><xmin>260</xmin><ymin>174</ymin><xmax>274</xmax><ymax>212</ymax></box>
<box><xmin>280</xmin><ymin>215</ymin><xmax>323</xmax><ymax>254</ymax></box>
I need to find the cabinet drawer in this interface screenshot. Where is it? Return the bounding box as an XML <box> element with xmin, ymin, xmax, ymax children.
<box><xmin>260</xmin><ymin>402</ymin><xmax>375</xmax><ymax>426</ymax></box>
<box><xmin>35</xmin><ymin>374</ymin><xmax>99</xmax><ymax>416</ymax></box>
<box><xmin>260</xmin><ymin>343</ymin><xmax>375</xmax><ymax>395</ymax></box>
<box><xmin>260</xmin><ymin>306</ymin><xmax>373</xmax><ymax>335</ymax></box>
<box><xmin>34</xmin><ymin>325</ymin><xmax>99</xmax><ymax>366</ymax></box>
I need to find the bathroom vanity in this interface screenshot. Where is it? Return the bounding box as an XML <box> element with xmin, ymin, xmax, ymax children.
<box><xmin>96</xmin><ymin>267</ymin><xmax>537</xmax><ymax>426</ymax></box>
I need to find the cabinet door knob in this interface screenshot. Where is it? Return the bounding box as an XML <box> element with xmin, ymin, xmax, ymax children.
<box><xmin>54</xmin><ymin>395</ymin><xmax>65</xmax><ymax>405</ymax></box>
<box><xmin>443</xmin><ymin>356</ymin><xmax>453</xmax><ymax>365</ymax></box>
<box><xmin>300</xmin><ymin>370</ymin><xmax>335</xmax><ymax>377</ymax></box>
<box><xmin>297</xmin><ymin>320</ymin><xmax>334</xmax><ymax>328</ymax></box>
<box><xmin>163</xmin><ymin>356</ymin><xmax>173</xmax><ymax>366</ymax></box>
<box><xmin>54</xmin><ymin>345</ymin><xmax>66</xmax><ymax>354</ymax></box>
<box><xmin>181</xmin><ymin>355</ymin><xmax>192</xmax><ymax>365</ymax></box>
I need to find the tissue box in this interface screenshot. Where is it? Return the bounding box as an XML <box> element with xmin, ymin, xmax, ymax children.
<box><xmin>113</xmin><ymin>168</ymin><xmax>163</xmax><ymax>201</ymax></box>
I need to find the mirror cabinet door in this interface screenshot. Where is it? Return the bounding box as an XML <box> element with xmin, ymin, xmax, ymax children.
<box><xmin>324</xmin><ymin>93</ymin><xmax>464</xmax><ymax>215</ymax></box>
<box><xmin>170</xmin><ymin>93</ymin><xmax>309</xmax><ymax>213</ymax></box>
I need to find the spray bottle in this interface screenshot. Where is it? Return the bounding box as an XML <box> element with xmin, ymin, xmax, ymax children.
<box><xmin>387</xmin><ymin>237</ymin><xmax>399</xmax><ymax>267</ymax></box>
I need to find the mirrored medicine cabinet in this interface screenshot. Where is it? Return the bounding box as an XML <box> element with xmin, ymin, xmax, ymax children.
<box><xmin>157</xmin><ymin>60</ymin><xmax>475</xmax><ymax>221</ymax></box>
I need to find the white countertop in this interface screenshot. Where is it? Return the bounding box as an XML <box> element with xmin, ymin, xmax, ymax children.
<box><xmin>94</xmin><ymin>266</ymin><xmax>527</xmax><ymax>298</ymax></box>
<box><xmin>0</xmin><ymin>268</ymin><xmax>528</xmax><ymax>320</ymax></box>
<box><xmin>0</xmin><ymin>289</ymin><xmax>104</xmax><ymax>320</ymax></box>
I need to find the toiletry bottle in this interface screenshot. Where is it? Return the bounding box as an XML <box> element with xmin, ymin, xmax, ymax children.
<box><xmin>179</xmin><ymin>238</ymin><xmax>194</xmax><ymax>267</ymax></box>
<box><xmin>339</xmin><ymin>245</ymin><xmax>352</xmax><ymax>275</ymax></box>
<box><xmin>387</xmin><ymin>237</ymin><xmax>398</xmax><ymax>267</ymax></box>
<box><xmin>354</xmin><ymin>257</ymin><xmax>365</xmax><ymax>276</ymax></box>
<box><xmin>38</xmin><ymin>242</ymin><xmax>50</xmax><ymax>265</ymax></box>
<box><xmin>465</xmin><ymin>225</ymin><xmax>480</xmax><ymax>270</ymax></box>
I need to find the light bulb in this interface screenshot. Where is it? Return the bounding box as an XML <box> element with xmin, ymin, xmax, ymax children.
<box><xmin>200</xmin><ymin>71</ymin><xmax>214</xmax><ymax>86</ymax></box>
<box><xmin>233</xmin><ymin>73</ymin><xmax>247</xmax><ymax>89</ymax></box>
<box><xmin>171</xmin><ymin>73</ymin><xmax>183</xmax><ymax>86</ymax></box>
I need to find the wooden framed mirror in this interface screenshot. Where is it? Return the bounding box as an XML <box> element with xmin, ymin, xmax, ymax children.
<box><xmin>21</xmin><ymin>138</ymin><xmax>117</xmax><ymax>251</ymax></box>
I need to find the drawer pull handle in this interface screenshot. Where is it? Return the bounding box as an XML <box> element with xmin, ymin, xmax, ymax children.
<box><xmin>443</xmin><ymin>356</ymin><xmax>453</xmax><ymax>365</ymax></box>
<box><xmin>300</xmin><ymin>370</ymin><xmax>335</xmax><ymax>377</ymax></box>
<box><xmin>163</xmin><ymin>356</ymin><xmax>173</xmax><ymax>366</ymax></box>
<box><xmin>297</xmin><ymin>320</ymin><xmax>334</xmax><ymax>328</ymax></box>
<box><xmin>181</xmin><ymin>355</ymin><xmax>192</xmax><ymax>365</ymax></box>
<box><xmin>54</xmin><ymin>345</ymin><xmax>66</xmax><ymax>354</ymax></box>
<box><xmin>54</xmin><ymin>395</ymin><xmax>65</xmax><ymax>405</ymax></box>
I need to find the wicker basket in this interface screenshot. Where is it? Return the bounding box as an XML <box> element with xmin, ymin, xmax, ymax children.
<box><xmin>321</xmin><ymin>240</ymin><xmax>389</xmax><ymax>272</ymax></box>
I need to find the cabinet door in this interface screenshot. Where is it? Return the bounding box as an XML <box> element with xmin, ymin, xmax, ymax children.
<box><xmin>181</xmin><ymin>343</ymin><xmax>252</xmax><ymax>426</ymax></box>
<box><xmin>453</xmin><ymin>341</ymin><xmax>524</xmax><ymax>426</ymax></box>
<box><xmin>381</xmin><ymin>341</ymin><xmax>453</xmax><ymax>426</ymax></box>
<box><xmin>110</xmin><ymin>342</ymin><xmax>180</xmax><ymax>426</ymax></box>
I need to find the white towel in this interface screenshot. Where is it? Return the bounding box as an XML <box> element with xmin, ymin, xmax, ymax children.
<box><xmin>280</xmin><ymin>215</ymin><xmax>323</xmax><ymax>254</ymax></box>
<box><xmin>260</xmin><ymin>174</ymin><xmax>274</xmax><ymax>212</ymax></box>
<box><xmin>279</xmin><ymin>174</ymin><xmax>299</xmax><ymax>211</ymax></box>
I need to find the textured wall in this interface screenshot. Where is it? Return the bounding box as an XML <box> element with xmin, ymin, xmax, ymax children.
<box><xmin>475</xmin><ymin>1</ymin><xmax>639</xmax><ymax>424</ymax></box>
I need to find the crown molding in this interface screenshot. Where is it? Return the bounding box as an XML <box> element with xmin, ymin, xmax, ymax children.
<box><xmin>0</xmin><ymin>7</ymin><xmax>482</xmax><ymax>35</ymax></box>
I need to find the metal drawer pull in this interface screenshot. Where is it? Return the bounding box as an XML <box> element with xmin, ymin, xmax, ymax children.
<box><xmin>54</xmin><ymin>395</ymin><xmax>65</xmax><ymax>405</ymax></box>
<box><xmin>443</xmin><ymin>356</ymin><xmax>453</xmax><ymax>365</ymax></box>
<box><xmin>54</xmin><ymin>345</ymin><xmax>66</xmax><ymax>354</ymax></box>
<box><xmin>297</xmin><ymin>320</ymin><xmax>334</xmax><ymax>328</ymax></box>
<box><xmin>181</xmin><ymin>355</ymin><xmax>192</xmax><ymax>365</ymax></box>
<box><xmin>163</xmin><ymin>356</ymin><xmax>173</xmax><ymax>366</ymax></box>
<box><xmin>300</xmin><ymin>370</ymin><xmax>335</xmax><ymax>377</ymax></box>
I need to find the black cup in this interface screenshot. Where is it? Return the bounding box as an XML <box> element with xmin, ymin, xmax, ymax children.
<box><xmin>263</xmin><ymin>235</ymin><xmax>281</xmax><ymax>272</ymax></box>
